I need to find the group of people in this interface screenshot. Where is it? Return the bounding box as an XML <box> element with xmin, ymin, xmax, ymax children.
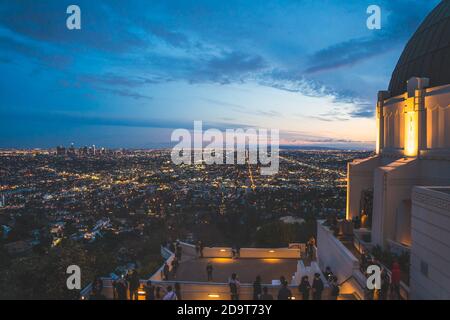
<box><xmin>227</xmin><ymin>272</ymin><xmax>327</xmax><ymax>300</ymax></box>
<box><xmin>111</xmin><ymin>270</ymin><xmax>141</xmax><ymax>300</ymax></box>
<box><xmin>360</xmin><ymin>250</ymin><xmax>403</xmax><ymax>300</ymax></box>
<box><xmin>89</xmin><ymin>276</ymin><xmax>106</xmax><ymax>300</ymax></box>
<box><xmin>298</xmin><ymin>273</ymin><xmax>329</xmax><ymax>300</ymax></box>
<box><xmin>111</xmin><ymin>277</ymin><xmax>182</xmax><ymax>300</ymax></box>
<box><xmin>143</xmin><ymin>281</ymin><xmax>182</xmax><ymax>300</ymax></box>
<box><xmin>162</xmin><ymin>240</ymin><xmax>184</xmax><ymax>280</ymax></box>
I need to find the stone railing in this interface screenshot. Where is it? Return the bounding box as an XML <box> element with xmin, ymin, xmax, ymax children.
<box><xmin>178</xmin><ymin>241</ymin><xmax>302</xmax><ymax>259</ymax></box>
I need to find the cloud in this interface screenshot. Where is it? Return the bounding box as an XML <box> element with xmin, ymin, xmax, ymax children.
<box><xmin>96</xmin><ymin>87</ymin><xmax>153</xmax><ymax>100</ymax></box>
<box><xmin>0</xmin><ymin>35</ymin><xmax>72</xmax><ymax>69</ymax></box>
<box><xmin>188</xmin><ymin>51</ymin><xmax>266</xmax><ymax>84</ymax></box>
<box><xmin>256</xmin><ymin>110</ymin><xmax>282</xmax><ymax>117</ymax></box>
<box><xmin>304</xmin><ymin>36</ymin><xmax>389</xmax><ymax>74</ymax></box>
<box><xmin>78</xmin><ymin>73</ymin><xmax>170</xmax><ymax>88</ymax></box>
<box><xmin>303</xmin><ymin>0</ymin><xmax>440</xmax><ymax>74</ymax></box>
<box><xmin>349</xmin><ymin>103</ymin><xmax>374</xmax><ymax>118</ymax></box>
<box><xmin>2</xmin><ymin>111</ymin><xmax>257</xmax><ymax>132</ymax></box>
<box><xmin>0</xmin><ymin>0</ymin><xmax>147</xmax><ymax>54</ymax></box>
<box><xmin>143</xmin><ymin>21</ymin><xmax>190</xmax><ymax>48</ymax></box>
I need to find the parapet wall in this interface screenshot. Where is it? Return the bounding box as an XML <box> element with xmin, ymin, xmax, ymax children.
<box><xmin>179</xmin><ymin>242</ymin><xmax>302</xmax><ymax>259</ymax></box>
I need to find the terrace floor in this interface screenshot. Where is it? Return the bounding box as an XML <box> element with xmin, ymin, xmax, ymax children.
<box><xmin>169</xmin><ymin>257</ymin><xmax>298</xmax><ymax>284</ymax></box>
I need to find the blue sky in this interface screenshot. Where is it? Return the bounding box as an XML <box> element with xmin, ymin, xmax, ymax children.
<box><xmin>0</xmin><ymin>0</ymin><xmax>440</xmax><ymax>149</ymax></box>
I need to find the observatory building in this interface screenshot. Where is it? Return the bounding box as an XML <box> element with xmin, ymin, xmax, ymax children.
<box><xmin>318</xmin><ymin>0</ymin><xmax>450</xmax><ymax>300</ymax></box>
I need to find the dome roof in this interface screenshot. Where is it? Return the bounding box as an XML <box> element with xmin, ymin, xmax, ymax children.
<box><xmin>388</xmin><ymin>0</ymin><xmax>450</xmax><ymax>96</ymax></box>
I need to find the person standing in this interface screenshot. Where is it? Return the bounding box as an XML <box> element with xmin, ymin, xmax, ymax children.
<box><xmin>312</xmin><ymin>273</ymin><xmax>324</xmax><ymax>300</ymax></box>
<box><xmin>115</xmin><ymin>278</ymin><xmax>128</xmax><ymax>300</ymax></box>
<box><xmin>330</xmin><ymin>276</ymin><xmax>340</xmax><ymax>300</ymax></box>
<box><xmin>176</xmin><ymin>242</ymin><xmax>182</xmax><ymax>261</ymax></box>
<box><xmin>206</xmin><ymin>262</ymin><xmax>213</xmax><ymax>281</ymax></box>
<box><xmin>379</xmin><ymin>269</ymin><xmax>390</xmax><ymax>300</ymax></box>
<box><xmin>175</xmin><ymin>283</ymin><xmax>182</xmax><ymax>301</ymax></box>
<box><xmin>163</xmin><ymin>285</ymin><xmax>178</xmax><ymax>300</ymax></box>
<box><xmin>324</xmin><ymin>266</ymin><xmax>333</xmax><ymax>282</ymax></box>
<box><xmin>199</xmin><ymin>241</ymin><xmax>204</xmax><ymax>258</ymax></box>
<box><xmin>229</xmin><ymin>273</ymin><xmax>241</xmax><ymax>300</ymax></box>
<box><xmin>163</xmin><ymin>263</ymin><xmax>170</xmax><ymax>280</ymax></box>
<box><xmin>277</xmin><ymin>281</ymin><xmax>292</xmax><ymax>300</ymax></box>
<box><xmin>390</xmin><ymin>260</ymin><xmax>401</xmax><ymax>300</ymax></box>
<box><xmin>298</xmin><ymin>275</ymin><xmax>311</xmax><ymax>300</ymax></box>
<box><xmin>259</xmin><ymin>287</ymin><xmax>274</xmax><ymax>300</ymax></box>
<box><xmin>90</xmin><ymin>276</ymin><xmax>104</xmax><ymax>300</ymax></box>
<box><xmin>253</xmin><ymin>275</ymin><xmax>262</xmax><ymax>300</ymax></box>
<box><xmin>195</xmin><ymin>242</ymin><xmax>200</xmax><ymax>258</ymax></box>
<box><xmin>171</xmin><ymin>257</ymin><xmax>179</xmax><ymax>278</ymax></box>
<box><xmin>144</xmin><ymin>280</ymin><xmax>155</xmax><ymax>300</ymax></box>
<box><xmin>155</xmin><ymin>286</ymin><xmax>162</xmax><ymax>300</ymax></box>
<box><xmin>127</xmin><ymin>270</ymin><xmax>140</xmax><ymax>300</ymax></box>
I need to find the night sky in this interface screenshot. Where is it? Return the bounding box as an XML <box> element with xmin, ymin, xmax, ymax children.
<box><xmin>0</xmin><ymin>0</ymin><xmax>440</xmax><ymax>149</ymax></box>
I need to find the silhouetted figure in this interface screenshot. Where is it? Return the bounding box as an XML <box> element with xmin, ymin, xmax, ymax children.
<box><xmin>390</xmin><ymin>261</ymin><xmax>401</xmax><ymax>300</ymax></box>
<box><xmin>155</xmin><ymin>286</ymin><xmax>162</xmax><ymax>300</ymax></box>
<box><xmin>195</xmin><ymin>242</ymin><xmax>200</xmax><ymax>258</ymax></box>
<box><xmin>163</xmin><ymin>285</ymin><xmax>178</xmax><ymax>300</ymax></box>
<box><xmin>144</xmin><ymin>280</ymin><xmax>155</xmax><ymax>300</ymax></box>
<box><xmin>330</xmin><ymin>276</ymin><xmax>340</xmax><ymax>300</ymax></box>
<box><xmin>114</xmin><ymin>278</ymin><xmax>128</xmax><ymax>300</ymax></box>
<box><xmin>171</xmin><ymin>257</ymin><xmax>179</xmax><ymax>277</ymax></box>
<box><xmin>253</xmin><ymin>275</ymin><xmax>262</xmax><ymax>300</ymax></box>
<box><xmin>175</xmin><ymin>283</ymin><xmax>182</xmax><ymax>300</ymax></box>
<box><xmin>206</xmin><ymin>262</ymin><xmax>213</xmax><ymax>281</ymax></box>
<box><xmin>277</xmin><ymin>281</ymin><xmax>292</xmax><ymax>300</ymax></box>
<box><xmin>229</xmin><ymin>273</ymin><xmax>241</xmax><ymax>300</ymax></box>
<box><xmin>90</xmin><ymin>276</ymin><xmax>105</xmax><ymax>300</ymax></box>
<box><xmin>199</xmin><ymin>241</ymin><xmax>204</xmax><ymax>258</ymax></box>
<box><xmin>312</xmin><ymin>273</ymin><xmax>324</xmax><ymax>300</ymax></box>
<box><xmin>163</xmin><ymin>263</ymin><xmax>170</xmax><ymax>280</ymax></box>
<box><xmin>176</xmin><ymin>242</ymin><xmax>182</xmax><ymax>261</ymax></box>
<box><xmin>298</xmin><ymin>275</ymin><xmax>311</xmax><ymax>300</ymax></box>
<box><xmin>379</xmin><ymin>269</ymin><xmax>390</xmax><ymax>300</ymax></box>
<box><xmin>127</xmin><ymin>270</ymin><xmax>140</xmax><ymax>300</ymax></box>
<box><xmin>324</xmin><ymin>266</ymin><xmax>333</xmax><ymax>281</ymax></box>
<box><xmin>260</xmin><ymin>286</ymin><xmax>273</xmax><ymax>300</ymax></box>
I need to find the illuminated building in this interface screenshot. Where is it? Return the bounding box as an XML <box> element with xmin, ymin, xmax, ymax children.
<box><xmin>318</xmin><ymin>1</ymin><xmax>450</xmax><ymax>300</ymax></box>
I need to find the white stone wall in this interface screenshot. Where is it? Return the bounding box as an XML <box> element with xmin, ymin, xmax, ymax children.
<box><xmin>410</xmin><ymin>187</ymin><xmax>450</xmax><ymax>300</ymax></box>
<box><xmin>371</xmin><ymin>157</ymin><xmax>419</xmax><ymax>247</ymax></box>
<box><xmin>424</xmin><ymin>84</ymin><xmax>450</xmax><ymax>151</ymax></box>
<box><xmin>317</xmin><ymin>222</ymin><xmax>358</xmax><ymax>280</ymax></box>
<box><xmin>346</xmin><ymin>156</ymin><xmax>380</xmax><ymax>220</ymax></box>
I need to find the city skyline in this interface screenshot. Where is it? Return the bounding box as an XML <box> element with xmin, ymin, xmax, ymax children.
<box><xmin>0</xmin><ymin>0</ymin><xmax>440</xmax><ymax>149</ymax></box>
